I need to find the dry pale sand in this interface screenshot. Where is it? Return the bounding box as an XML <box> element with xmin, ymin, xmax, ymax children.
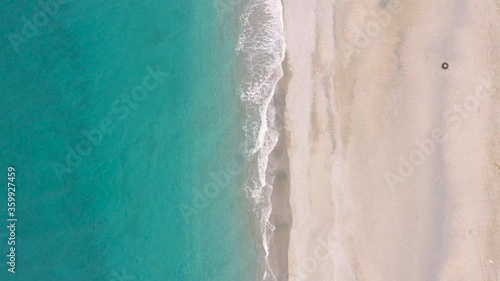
<box><xmin>282</xmin><ymin>0</ymin><xmax>500</xmax><ymax>280</ymax></box>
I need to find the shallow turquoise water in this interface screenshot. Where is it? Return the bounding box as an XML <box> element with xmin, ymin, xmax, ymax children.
<box><xmin>0</xmin><ymin>1</ymin><xmax>258</xmax><ymax>280</ymax></box>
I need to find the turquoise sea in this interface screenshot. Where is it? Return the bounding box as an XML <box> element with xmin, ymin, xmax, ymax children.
<box><xmin>0</xmin><ymin>0</ymin><xmax>267</xmax><ymax>280</ymax></box>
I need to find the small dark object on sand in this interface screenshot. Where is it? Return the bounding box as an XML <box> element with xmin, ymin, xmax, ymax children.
<box><xmin>442</xmin><ymin>62</ymin><xmax>449</xmax><ymax>69</ymax></box>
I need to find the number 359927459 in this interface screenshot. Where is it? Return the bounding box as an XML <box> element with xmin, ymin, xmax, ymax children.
<box><xmin>7</xmin><ymin>167</ymin><xmax>16</xmax><ymax>214</ymax></box>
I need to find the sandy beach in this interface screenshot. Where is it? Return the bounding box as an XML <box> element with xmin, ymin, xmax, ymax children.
<box><xmin>280</xmin><ymin>0</ymin><xmax>500</xmax><ymax>280</ymax></box>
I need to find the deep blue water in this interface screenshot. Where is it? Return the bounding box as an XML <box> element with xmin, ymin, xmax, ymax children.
<box><xmin>0</xmin><ymin>1</ymin><xmax>258</xmax><ymax>280</ymax></box>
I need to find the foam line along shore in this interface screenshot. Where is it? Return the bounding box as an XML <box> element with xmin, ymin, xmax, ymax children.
<box><xmin>235</xmin><ymin>0</ymin><xmax>287</xmax><ymax>279</ymax></box>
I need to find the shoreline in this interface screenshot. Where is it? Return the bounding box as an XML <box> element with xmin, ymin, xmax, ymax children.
<box><xmin>234</xmin><ymin>0</ymin><xmax>288</xmax><ymax>280</ymax></box>
<box><xmin>265</xmin><ymin>54</ymin><xmax>293</xmax><ymax>281</ymax></box>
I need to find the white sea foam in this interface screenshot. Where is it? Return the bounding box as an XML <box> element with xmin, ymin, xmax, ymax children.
<box><xmin>236</xmin><ymin>0</ymin><xmax>285</xmax><ymax>280</ymax></box>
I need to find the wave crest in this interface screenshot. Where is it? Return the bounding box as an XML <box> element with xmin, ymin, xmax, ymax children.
<box><xmin>236</xmin><ymin>0</ymin><xmax>286</xmax><ymax>280</ymax></box>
